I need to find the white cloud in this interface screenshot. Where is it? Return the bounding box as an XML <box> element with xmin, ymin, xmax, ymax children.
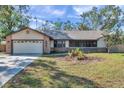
<box><xmin>73</xmin><ymin>5</ymin><xmax>94</xmax><ymax>15</ymax></box>
<box><xmin>52</xmin><ymin>10</ymin><xmax>65</xmax><ymax>16</ymax></box>
<box><xmin>40</xmin><ymin>6</ymin><xmax>65</xmax><ymax>16</ymax></box>
<box><xmin>67</xmin><ymin>15</ymin><xmax>81</xmax><ymax>19</ymax></box>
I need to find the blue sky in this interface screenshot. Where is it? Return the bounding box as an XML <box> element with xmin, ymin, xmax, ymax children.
<box><xmin>29</xmin><ymin>5</ymin><xmax>124</xmax><ymax>29</ymax></box>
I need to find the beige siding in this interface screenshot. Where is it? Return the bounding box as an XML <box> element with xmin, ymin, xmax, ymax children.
<box><xmin>97</xmin><ymin>38</ymin><xmax>106</xmax><ymax>48</ymax></box>
<box><xmin>12</xmin><ymin>29</ymin><xmax>44</xmax><ymax>40</ymax></box>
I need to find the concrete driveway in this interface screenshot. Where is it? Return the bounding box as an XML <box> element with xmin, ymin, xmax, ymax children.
<box><xmin>0</xmin><ymin>54</ymin><xmax>39</xmax><ymax>87</ymax></box>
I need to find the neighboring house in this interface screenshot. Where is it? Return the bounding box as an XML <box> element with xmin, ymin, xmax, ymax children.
<box><xmin>6</xmin><ymin>27</ymin><xmax>107</xmax><ymax>55</ymax></box>
<box><xmin>110</xmin><ymin>44</ymin><xmax>124</xmax><ymax>53</ymax></box>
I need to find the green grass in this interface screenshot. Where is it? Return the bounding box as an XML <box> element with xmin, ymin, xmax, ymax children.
<box><xmin>3</xmin><ymin>53</ymin><xmax>124</xmax><ymax>88</ymax></box>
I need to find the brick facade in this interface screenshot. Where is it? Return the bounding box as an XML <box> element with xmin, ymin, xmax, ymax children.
<box><xmin>6</xmin><ymin>35</ymin><xmax>12</xmax><ymax>54</ymax></box>
<box><xmin>43</xmin><ymin>35</ymin><xmax>51</xmax><ymax>53</ymax></box>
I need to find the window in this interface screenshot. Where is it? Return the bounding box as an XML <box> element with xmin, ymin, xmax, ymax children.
<box><xmin>69</xmin><ymin>40</ymin><xmax>97</xmax><ymax>47</ymax></box>
<box><xmin>54</xmin><ymin>40</ymin><xmax>65</xmax><ymax>48</ymax></box>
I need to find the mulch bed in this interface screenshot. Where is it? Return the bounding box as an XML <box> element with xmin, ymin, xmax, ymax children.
<box><xmin>55</xmin><ymin>55</ymin><xmax>104</xmax><ymax>64</ymax></box>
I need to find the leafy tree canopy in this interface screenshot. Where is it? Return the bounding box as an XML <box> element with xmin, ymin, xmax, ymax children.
<box><xmin>0</xmin><ymin>5</ymin><xmax>30</xmax><ymax>41</ymax></box>
<box><xmin>80</xmin><ymin>5</ymin><xmax>124</xmax><ymax>32</ymax></box>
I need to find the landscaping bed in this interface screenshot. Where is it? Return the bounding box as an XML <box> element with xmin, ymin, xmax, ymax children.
<box><xmin>54</xmin><ymin>48</ymin><xmax>105</xmax><ymax>64</ymax></box>
<box><xmin>55</xmin><ymin>55</ymin><xmax>104</xmax><ymax>64</ymax></box>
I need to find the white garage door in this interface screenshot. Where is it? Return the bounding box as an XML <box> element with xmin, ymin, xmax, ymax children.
<box><xmin>13</xmin><ymin>40</ymin><xmax>43</xmax><ymax>54</ymax></box>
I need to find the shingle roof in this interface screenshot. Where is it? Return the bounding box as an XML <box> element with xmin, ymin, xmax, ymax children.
<box><xmin>41</xmin><ymin>30</ymin><xmax>104</xmax><ymax>40</ymax></box>
<box><xmin>7</xmin><ymin>27</ymin><xmax>104</xmax><ymax>40</ymax></box>
<box><xmin>41</xmin><ymin>30</ymin><xmax>71</xmax><ymax>39</ymax></box>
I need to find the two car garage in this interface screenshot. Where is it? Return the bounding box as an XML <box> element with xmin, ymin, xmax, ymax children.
<box><xmin>6</xmin><ymin>27</ymin><xmax>51</xmax><ymax>55</ymax></box>
<box><xmin>12</xmin><ymin>40</ymin><xmax>43</xmax><ymax>54</ymax></box>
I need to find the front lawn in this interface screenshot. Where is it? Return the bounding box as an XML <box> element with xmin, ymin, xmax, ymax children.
<box><xmin>3</xmin><ymin>53</ymin><xmax>124</xmax><ymax>88</ymax></box>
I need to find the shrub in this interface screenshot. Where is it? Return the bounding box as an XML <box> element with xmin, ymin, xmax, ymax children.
<box><xmin>68</xmin><ymin>48</ymin><xmax>85</xmax><ymax>60</ymax></box>
<box><xmin>77</xmin><ymin>50</ymin><xmax>84</xmax><ymax>60</ymax></box>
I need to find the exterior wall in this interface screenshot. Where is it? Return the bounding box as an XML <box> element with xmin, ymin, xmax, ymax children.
<box><xmin>50</xmin><ymin>40</ymin><xmax>54</xmax><ymax>48</ymax></box>
<box><xmin>43</xmin><ymin>36</ymin><xmax>51</xmax><ymax>53</ymax></box>
<box><xmin>51</xmin><ymin>39</ymin><xmax>107</xmax><ymax>53</ymax></box>
<box><xmin>12</xmin><ymin>29</ymin><xmax>44</xmax><ymax>40</ymax></box>
<box><xmin>97</xmin><ymin>37</ymin><xmax>106</xmax><ymax>48</ymax></box>
<box><xmin>6</xmin><ymin>35</ymin><xmax>12</xmax><ymax>54</ymax></box>
<box><xmin>6</xmin><ymin>28</ymin><xmax>51</xmax><ymax>54</ymax></box>
<box><xmin>51</xmin><ymin>48</ymin><xmax>69</xmax><ymax>52</ymax></box>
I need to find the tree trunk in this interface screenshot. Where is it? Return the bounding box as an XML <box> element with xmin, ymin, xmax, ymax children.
<box><xmin>107</xmin><ymin>48</ymin><xmax>110</xmax><ymax>53</ymax></box>
<box><xmin>107</xmin><ymin>47</ymin><xmax>112</xmax><ymax>53</ymax></box>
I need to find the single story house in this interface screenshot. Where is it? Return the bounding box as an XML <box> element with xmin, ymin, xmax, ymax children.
<box><xmin>6</xmin><ymin>27</ymin><xmax>107</xmax><ymax>55</ymax></box>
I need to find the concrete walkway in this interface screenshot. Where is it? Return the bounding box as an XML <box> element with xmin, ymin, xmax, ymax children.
<box><xmin>0</xmin><ymin>55</ymin><xmax>38</xmax><ymax>87</ymax></box>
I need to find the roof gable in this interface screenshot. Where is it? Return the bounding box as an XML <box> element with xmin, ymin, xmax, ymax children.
<box><xmin>7</xmin><ymin>27</ymin><xmax>52</xmax><ymax>39</ymax></box>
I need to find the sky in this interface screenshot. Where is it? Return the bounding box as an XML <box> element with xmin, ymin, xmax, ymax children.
<box><xmin>28</xmin><ymin>5</ymin><xmax>124</xmax><ymax>29</ymax></box>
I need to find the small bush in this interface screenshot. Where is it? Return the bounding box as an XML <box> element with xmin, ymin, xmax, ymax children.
<box><xmin>77</xmin><ymin>50</ymin><xmax>84</xmax><ymax>60</ymax></box>
<box><xmin>68</xmin><ymin>48</ymin><xmax>85</xmax><ymax>60</ymax></box>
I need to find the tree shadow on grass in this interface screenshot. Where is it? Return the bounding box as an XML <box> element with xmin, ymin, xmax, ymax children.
<box><xmin>6</xmin><ymin>59</ymin><xmax>102</xmax><ymax>88</ymax></box>
<box><xmin>27</xmin><ymin>59</ymin><xmax>102</xmax><ymax>88</ymax></box>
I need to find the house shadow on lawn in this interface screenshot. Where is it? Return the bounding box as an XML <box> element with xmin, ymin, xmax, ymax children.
<box><xmin>25</xmin><ymin>59</ymin><xmax>102</xmax><ymax>88</ymax></box>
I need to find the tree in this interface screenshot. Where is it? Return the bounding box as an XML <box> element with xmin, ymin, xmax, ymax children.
<box><xmin>103</xmin><ymin>30</ymin><xmax>123</xmax><ymax>53</ymax></box>
<box><xmin>80</xmin><ymin>7</ymin><xmax>100</xmax><ymax>30</ymax></box>
<box><xmin>78</xmin><ymin>23</ymin><xmax>90</xmax><ymax>30</ymax></box>
<box><xmin>122</xmin><ymin>34</ymin><xmax>124</xmax><ymax>44</ymax></box>
<box><xmin>0</xmin><ymin>5</ymin><xmax>30</xmax><ymax>43</ymax></box>
<box><xmin>53</xmin><ymin>19</ymin><xmax>63</xmax><ymax>30</ymax></box>
<box><xmin>80</xmin><ymin>5</ymin><xmax>124</xmax><ymax>53</ymax></box>
<box><xmin>80</xmin><ymin>5</ymin><xmax>124</xmax><ymax>31</ymax></box>
<box><xmin>103</xmin><ymin>33</ymin><xmax>114</xmax><ymax>53</ymax></box>
<box><xmin>41</xmin><ymin>20</ymin><xmax>50</xmax><ymax>31</ymax></box>
<box><xmin>63</xmin><ymin>20</ymin><xmax>74</xmax><ymax>31</ymax></box>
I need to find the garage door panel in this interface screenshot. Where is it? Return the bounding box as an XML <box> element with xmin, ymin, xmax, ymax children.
<box><xmin>13</xmin><ymin>40</ymin><xmax>43</xmax><ymax>54</ymax></box>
